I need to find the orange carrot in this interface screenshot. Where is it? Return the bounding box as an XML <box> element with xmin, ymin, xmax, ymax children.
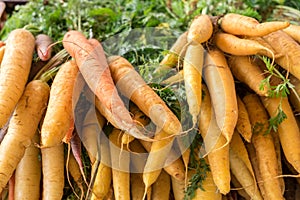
<box><xmin>263</xmin><ymin>30</ymin><xmax>300</xmax><ymax>80</ymax></box>
<box><xmin>203</xmin><ymin>48</ymin><xmax>238</xmax><ymax>145</ymax></box>
<box><xmin>236</xmin><ymin>96</ymin><xmax>252</xmax><ymax>142</ymax></box>
<box><xmin>187</xmin><ymin>14</ymin><xmax>213</xmax><ymax>44</ymax></box>
<box><xmin>159</xmin><ymin>31</ymin><xmax>188</xmax><ymax>68</ymax></box>
<box><xmin>220</xmin><ymin>13</ymin><xmax>290</xmax><ymax>37</ymax></box>
<box><xmin>40</xmin><ymin>60</ymin><xmax>79</xmax><ymax>147</ymax></box>
<box><xmin>228</xmin><ymin>55</ymin><xmax>269</xmax><ymax>97</ymax></box>
<box><xmin>198</xmin><ymin>84</ymin><xmax>230</xmax><ymax>194</ymax></box>
<box><xmin>63</xmin><ymin>31</ymin><xmax>143</xmax><ymax>140</ymax></box>
<box><xmin>214</xmin><ymin>32</ymin><xmax>275</xmax><ymax>58</ymax></box>
<box><xmin>243</xmin><ymin>94</ymin><xmax>284</xmax><ymax>200</ymax></box>
<box><xmin>14</xmin><ymin>133</ymin><xmax>41</xmax><ymax>200</ymax></box>
<box><xmin>283</xmin><ymin>24</ymin><xmax>300</xmax><ymax>43</ymax></box>
<box><xmin>107</xmin><ymin>55</ymin><xmax>181</xmax><ymax>137</ymax></box>
<box><xmin>0</xmin><ymin>29</ymin><xmax>35</xmax><ymax>128</ymax></box>
<box><xmin>260</xmin><ymin>96</ymin><xmax>300</xmax><ymax>173</ymax></box>
<box><xmin>0</xmin><ymin>80</ymin><xmax>49</xmax><ymax>193</ymax></box>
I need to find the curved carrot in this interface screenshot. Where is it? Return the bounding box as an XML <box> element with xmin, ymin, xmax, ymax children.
<box><xmin>228</xmin><ymin>55</ymin><xmax>269</xmax><ymax>97</ymax></box>
<box><xmin>0</xmin><ymin>29</ymin><xmax>35</xmax><ymax>128</ymax></box>
<box><xmin>220</xmin><ymin>13</ymin><xmax>290</xmax><ymax>37</ymax></box>
<box><xmin>283</xmin><ymin>24</ymin><xmax>300</xmax><ymax>43</ymax></box>
<box><xmin>0</xmin><ymin>80</ymin><xmax>49</xmax><ymax>193</ymax></box>
<box><xmin>214</xmin><ymin>32</ymin><xmax>275</xmax><ymax>58</ymax></box>
<box><xmin>107</xmin><ymin>55</ymin><xmax>182</xmax><ymax>137</ymax></box>
<box><xmin>40</xmin><ymin>60</ymin><xmax>79</xmax><ymax>147</ymax></box>
<box><xmin>63</xmin><ymin>31</ymin><xmax>143</xmax><ymax>140</ymax></box>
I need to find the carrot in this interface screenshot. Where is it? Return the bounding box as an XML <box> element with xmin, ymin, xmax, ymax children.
<box><xmin>159</xmin><ymin>31</ymin><xmax>188</xmax><ymax>68</ymax></box>
<box><xmin>142</xmin><ymin>128</ymin><xmax>175</xmax><ymax>198</ymax></box>
<box><xmin>121</xmin><ymin>103</ymin><xmax>151</xmax><ymax>145</ymax></box>
<box><xmin>187</xmin><ymin>14</ymin><xmax>213</xmax><ymax>44</ymax></box>
<box><xmin>0</xmin><ymin>80</ymin><xmax>49</xmax><ymax>193</ymax></box>
<box><xmin>107</xmin><ymin>55</ymin><xmax>181</xmax><ymax>137</ymax></box>
<box><xmin>109</xmin><ymin>128</ymin><xmax>130</xmax><ymax>200</ymax></box>
<box><xmin>138</xmin><ymin>139</ymin><xmax>185</xmax><ymax>181</ymax></box>
<box><xmin>260</xmin><ymin>96</ymin><xmax>300</xmax><ymax>173</ymax></box>
<box><xmin>0</xmin><ymin>28</ymin><xmax>35</xmax><ymax>128</ymax></box>
<box><xmin>214</xmin><ymin>32</ymin><xmax>275</xmax><ymax>58</ymax></box>
<box><xmin>14</xmin><ymin>133</ymin><xmax>41</xmax><ymax>200</ymax></box>
<box><xmin>203</xmin><ymin>48</ymin><xmax>238</xmax><ymax>146</ymax></box>
<box><xmin>41</xmin><ymin>144</ymin><xmax>65</xmax><ymax>200</ymax></box>
<box><xmin>187</xmin><ymin>168</ymin><xmax>222</xmax><ymax>200</ymax></box>
<box><xmin>130</xmin><ymin>173</ymin><xmax>148</xmax><ymax>200</ymax></box>
<box><xmin>151</xmin><ymin>170</ymin><xmax>171</xmax><ymax>200</ymax></box>
<box><xmin>283</xmin><ymin>24</ymin><xmax>300</xmax><ymax>43</ymax></box>
<box><xmin>63</xmin><ymin>31</ymin><xmax>143</xmax><ymax>140</ymax></box>
<box><xmin>236</xmin><ymin>96</ymin><xmax>252</xmax><ymax>142</ymax></box>
<box><xmin>245</xmin><ymin>143</ymin><xmax>267</xmax><ymax>199</ymax></box>
<box><xmin>263</xmin><ymin>30</ymin><xmax>300</xmax><ymax>80</ymax></box>
<box><xmin>243</xmin><ymin>94</ymin><xmax>284</xmax><ymax>199</ymax></box>
<box><xmin>8</xmin><ymin>173</ymin><xmax>14</xmax><ymax>200</ymax></box>
<box><xmin>81</xmin><ymin>106</ymin><xmax>106</xmax><ymax>163</ymax></box>
<box><xmin>0</xmin><ymin>45</ymin><xmax>5</xmax><ymax>67</ymax></box>
<box><xmin>171</xmin><ymin>176</ymin><xmax>186</xmax><ymax>200</ymax></box>
<box><xmin>198</xmin><ymin>84</ymin><xmax>230</xmax><ymax>194</ymax></box>
<box><xmin>160</xmin><ymin>70</ymin><xmax>184</xmax><ymax>85</ymax></box>
<box><xmin>230</xmin><ymin>174</ymin><xmax>251</xmax><ymax>200</ymax></box>
<box><xmin>228</xmin><ymin>55</ymin><xmax>269</xmax><ymax>97</ymax></box>
<box><xmin>229</xmin><ymin>148</ymin><xmax>263</xmax><ymax>200</ymax></box>
<box><xmin>183</xmin><ymin>43</ymin><xmax>204</xmax><ymax>125</ymax></box>
<box><xmin>219</xmin><ymin>13</ymin><xmax>290</xmax><ymax>37</ymax></box>
<box><xmin>288</xmin><ymin>74</ymin><xmax>300</xmax><ymax>112</ymax></box>
<box><xmin>40</xmin><ymin>60</ymin><xmax>78</xmax><ymax>147</ymax></box>
<box><xmin>35</xmin><ymin>34</ymin><xmax>53</xmax><ymax>61</ymax></box>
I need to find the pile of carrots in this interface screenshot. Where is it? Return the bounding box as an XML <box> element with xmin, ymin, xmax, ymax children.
<box><xmin>0</xmin><ymin>12</ymin><xmax>300</xmax><ymax>200</ymax></box>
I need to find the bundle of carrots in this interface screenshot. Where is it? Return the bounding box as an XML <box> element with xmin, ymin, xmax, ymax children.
<box><xmin>0</xmin><ymin>12</ymin><xmax>300</xmax><ymax>200</ymax></box>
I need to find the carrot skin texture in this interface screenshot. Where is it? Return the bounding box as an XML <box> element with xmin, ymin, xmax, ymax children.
<box><xmin>0</xmin><ymin>29</ymin><xmax>35</xmax><ymax>128</ymax></box>
<box><xmin>244</xmin><ymin>94</ymin><xmax>284</xmax><ymax>200</ymax></box>
<box><xmin>236</xmin><ymin>96</ymin><xmax>252</xmax><ymax>142</ymax></box>
<box><xmin>0</xmin><ymin>80</ymin><xmax>49</xmax><ymax>193</ymax></box>
<box><xmin>41</xmin><ymin>60</ymin><xmax>78</xmax><ymax>147</ymax></box>
<box><xmin>108</xmin><ymin>55</ymin><xmax>181</xmax><ymax>136</ymax></box>
<box><xmin>203</xmin><ymin>49</ymin><xmax>238</xmax><ymax>144</ymax></box>
<box><xmin>228</xmin><ymin>55</ymin><xmax>269</xmax><ymax>97</ymax></box>
<box><xmin>260</xmin><ymin>96</ymin><xmax>300</xmax><ymax>173</ymax></box>
<box><xmin>63</xmin><ymin>31</ymin><xmax>141</xmax><ymax>140</ymax></box>
<box><xmin>151</xmin><ymin>170</ymin><xmax>171</xmax><ymax>200</ymax></box>
<box><xmin>220</xmin><ymin>13</ymin><xmax>290</xmax><ymax>37</ymax></box>
<box><xmin>214</xmin><ymin>32</ymin><xmax>274</xmax><ymax>58</ymax></box>
<box><xmin>187</xmin><ymin>14</ymin><xmax>213</xmax><ymax>44</ymax></box>
<box><xmin>42</xmin><ymin>144</ymin><xmax>65</xmax><ymax>200</ymax></box>
<box><xmin>283</xmin><ymin>24</ymin><xmax>300</xmax><ymax>43</ymax></box>
<box><xmin>263</xmin><ymin>30</ymin><xmax>300</xmax><ymax>80</ymax></box>
<box><xmin>14</xmin><ymin>134</ymin><xmax>41</xmax><ymax>200</ymax></box>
